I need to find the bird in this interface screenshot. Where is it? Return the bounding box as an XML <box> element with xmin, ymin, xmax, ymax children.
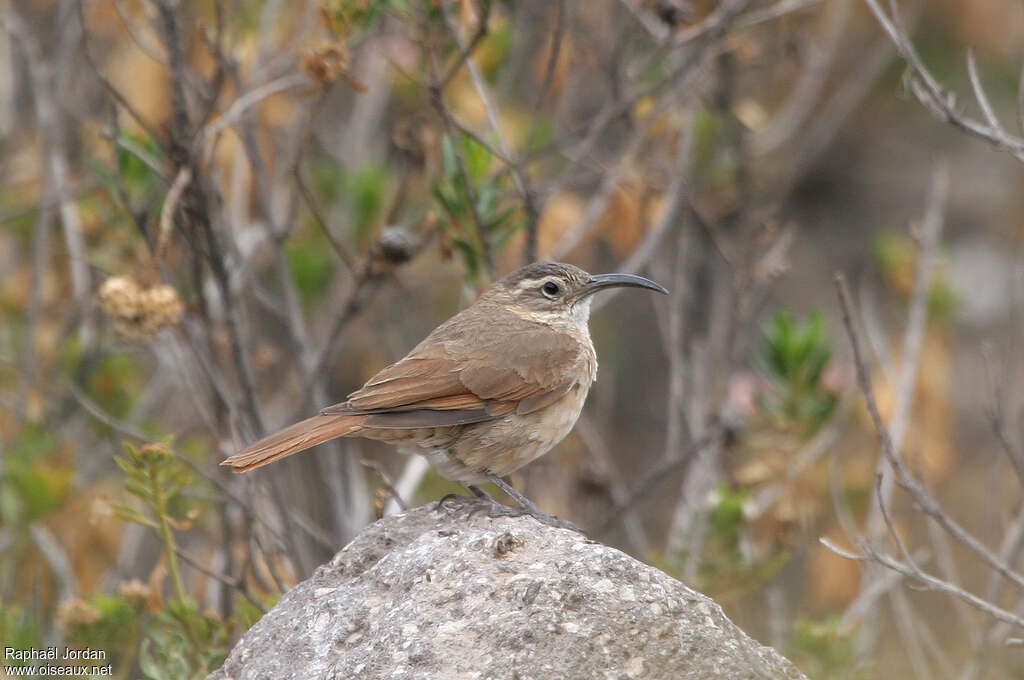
<box><xmin>221</xmin><ymin>261</ymin><xmax>667</xmax><ymax>529</ymax></box>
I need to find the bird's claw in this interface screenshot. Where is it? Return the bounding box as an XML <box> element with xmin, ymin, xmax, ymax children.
<box><xmin>435</xmin><ymin>493</ymin><xmax>584</xmax><ymax>534</ymax></box>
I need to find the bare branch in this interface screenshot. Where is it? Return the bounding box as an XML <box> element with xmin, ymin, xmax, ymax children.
<box><xmin>863</xmin><ymin>0</ymin><xmax>1024</xmax><ymax>163</ymax></box>
<box><xmin>822</xmin><ymin>537</ymin><xmax>1024</xmax><ymax>630</ymax></box>
<box><xmin>436</xmin><ymin>1</ymin><xmax>492</xmax><ymax>91</ymax></box>
<box><xmin>835</xmin><ymin>272</ymin><xmax>1024</xmax><ymax>592</ymax></box>
<box><xmin>6</xmin><ymin>7</ymin><xmax>91</xmax><ymax>314</ymax></box>
<box><xmin>865</xmin><ymin>162</ymin><xmax>948</xmax><ymax>541</ymax></box>
<box><xmin>293</xmin><ymin>167</ymin><xmax>357</xmax><ymax>271</ymax></box>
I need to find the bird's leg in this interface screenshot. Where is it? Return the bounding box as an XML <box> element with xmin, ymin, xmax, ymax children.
<box><xmin>483</xmin><ymin>472</ymin><xmax>583</xmax><ymax>534</ymax></box>
<box><xmin>467</xmin><ymin>484</ymin><xmax>497</xmax><ymax>502</ymax></box>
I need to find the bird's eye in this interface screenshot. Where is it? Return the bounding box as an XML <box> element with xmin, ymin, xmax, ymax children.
<box><xmin>541</xmin><ymin>281</ymin><xmax>561</xmax><ymax>297</ymax></box>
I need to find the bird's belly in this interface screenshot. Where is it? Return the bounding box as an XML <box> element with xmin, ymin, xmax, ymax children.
<box><xmin>439</xmin><ymin>382</ymin><xmax>589</xmax><ymax>482</ymax></box>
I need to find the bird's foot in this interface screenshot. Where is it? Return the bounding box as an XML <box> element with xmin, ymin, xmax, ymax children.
<box><xmin>435</xmin><ymin>482</ymin><xmax>584</xmax><ymax>533</ymax></box>
<box><xmin>481</xmin><ymin>472</ymin><xmax>585</xmax><ymax>534</ymax></box>
<box><xmin>435</xmin><ymin>493</ymin><xmax>479</xmax><ymax>512</ymax></box>
<box><xmin>496</xmin><ymin>504</ymin><xmax>584</xmax><ymax>533</ymax></box>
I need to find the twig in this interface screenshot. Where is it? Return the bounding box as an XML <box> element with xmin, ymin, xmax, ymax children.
<box><xmin>539</xmin><ymin>0</ymin><xmax>750</xmax><ymax>210</ymax></box>
<box><xmin>75</xmin><ymin>1</ymin><xmax>165</xmax><ymax>146</ymax></box>
<box><xmin>0</xmin><ymin>183</ymin><xmax>99</xmax><ymax>225</ymax></box>
<box><xmin>661</xmin><ymin>230</ymin><xmax>693</xmax><ymax>473</ymax></box>
<box><xmin>431</xmin><ymin>88</ymin><xmax>494</xmax><ymax>278</ymax></box>
<box><xmin>927</xmin><ymin>519</ymin><xmax>984</xmax><ymax>649</ymax></box>
<box><xmin>752</xmin><ymin>0</ymin><xmax>850</xmax><ymax>155</ymax></box>
<box><xmin>174</xmin><ymin>546</ymin><xmax>267</xmax><ymax>613</ymax></box>
<box><xmin>745</xmin><ymin>410</ymin><xmax>845</xmax><ymax>520</ymax></box>
<box><xmin>383</xmin><ymin>456</ymin><xmax>431</xmax><ymax>517</ymax></box>
<box><xmin>592</xmin><ymin>113</ymin><xmax>697</xmax><ymax>313</ymax></box>
<box><xmin>960</xmin><ymin>502</ymin><xmax>1024</xmax><ymax>678</ymax></box>
<box><xmin>199</xmin><ymin>73</ymin><xmax>310</xmax><ymax>165</ymax></box>
<box><xmin>522</xmin><ymin>0</ymin><xmax>566</xmax><ymax>263</ymax></box>
<box><xmin>834</xmin><ymin>272</ymin><xmax>1024</xmax><ymax>592</ymax></box>
<box><xmin>821</xmin><ymin>537</ymin><xmax>1024</xmax><ymax>629</ymax></box>
<box><xmin>112</xmin><ymin>0</ymin><xmax>168</xmax><ymax>64</ymax></box>
<box><xmin>889</xmin><ymin>586</ymin><xmax>940</xmax><ymax>680</ymax></box>
<box><xmin>360</xmin><ymin>458</ymin><xmax>408</xmax><ymax>511</ymax></box>
<box><xmin>982</xmin><ymin>347</ymin><xmax>1024</xmax><ymax>488</ymax></box>
<box><xmin>529</xmin><ymin>0</ymin><xmax>565</xmax><ymax>122</ymax></box>
<box><xmin>865</xmin><ymin>162</ymin><xmax>948</xmax><ymax>541</ymax></box>
<box><xmin>875</xmin><ymin>472</ymin><xmax>917</xmax><ymax>571</ymax></box>
<box><xmin>592</xmin><ymin>429</ymin><xmax>721</xmax><ymax>533</ymax></box>
<box><xmin>112</xmin><ymin>135</ymin><xmax>168</xmax><ymax>182</ymax></box>
<box><xmin>30</xmin><ymin>523</ymin><xmax>77</xmax><ymax>602</ymax></box>
<box><xmin>6</xmin><ymin>7</ymin><xmax>91</xmax><ymax>313</ymax></box>
<box><xmin>293</xmin><ymin>167</ymin><xmax>356</xmax><ymax>271</ymax></box>
<box><xmin>734</xmin><ymin>0</ymin><xmax>825</xmax><ymax>28</ymax></box>
<box><xmin>152</xmin><ymin>166</ymin><xmax>192</xmax><ymax>275</ymax></box>
<box><xmin>862</xmin><ymin>0</ymin><xmax>1024</xmax><ymax>163</ymax></box>
<box><xmin>436</xmin><ymin>1</ymin><xmax>492</xmax><ymax>90</ymax></box>
<box><xmin>574</xmin><ymin>415</ymin><xmax>652</xmax><ymax>553</ymax></box>
<box><xmin>839</xmin><ymin>557</ymin><xmax>908</xmax><ymax>628</ymax></box>
<box><xmin>1017</xmin><ymin>62</ymin><xmax>1024</xmax><ymax>137</ymax></box>
<box><xmin>440</xmin><ymin>2</ymin><xmax>541</xmax><ymax>267</ymax></box>
<box><xmin>965</xmin><ymin>50</ymin><xmax>1015</xmax><ymax>151</ymax></box>
<box><xmin>67</xmin><ymin>381</ymin><xmax>153</xmax><ymax>443</ymax></box>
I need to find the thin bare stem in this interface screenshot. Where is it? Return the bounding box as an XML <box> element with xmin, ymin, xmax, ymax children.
<box><xmin>835</xmin><ymin>272</ymin><xmax>1024</xmax><ymax>592</ymax></box>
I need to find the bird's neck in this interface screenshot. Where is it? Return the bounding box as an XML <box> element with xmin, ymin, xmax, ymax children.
<box><xmin>508</xmin><ymin>299</ymin><xmax>595</xmax><ymax>344</ymax></box>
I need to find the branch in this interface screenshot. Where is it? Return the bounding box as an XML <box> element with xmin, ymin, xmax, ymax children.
<box><xmin>834</xmin><ymin>272</ymin><xmax>1024</xmax><ymax>592</ymax></box>
<box><xmin>821</xmin><ymin>537</ymin><xmax>1024</xmax><ymax>630</ymax></box>
<box><xmin>862</xmin><ymin>0</ymin><xmax>1024</xmax><ymax>163</ymax></box>
<box><xmin>6</xmin><ymin>7</ymin><xmax>91</xmax><ymax>312</ymax></box>
<box><xmin>436</xmin><ymin>1</ymin><xmax>492</xmax><ymax>90</ymax></box>
<box><xmin>865</xmin><ymin>162</ymin><xmax>948</xmax><ymax>540</ymax></box>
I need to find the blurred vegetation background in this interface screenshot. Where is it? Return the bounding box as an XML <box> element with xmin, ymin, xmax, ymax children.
<box><xmin>2</xmin><ymin>0</ymin><xmax>1024</xmax><ymax>678</ymax></box>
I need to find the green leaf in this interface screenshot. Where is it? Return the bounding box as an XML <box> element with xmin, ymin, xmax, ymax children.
<box><xmin>440</xmin><ymin>134</ymin><xmax>458</xmax><ymax>179</ymax></box>
<box><xmin>124</xmin><ymin>479</ymin><xmax>153</xmax><ymax>502</ymax></box>
<box><xmin>461</xmin><ymin>134</ymin><xmax>492</xmax><ymax>181</ymax></box>
<box><xmin>344</xmin><ymin>163</ymin><xmax>391</xmax><ymax>240</ymax></box>
<box><xmin>115</xmin><ymin>504</ymin><xmax>159</xmax><ymax>529</ymax></box>
<box><xmin>286</xmin><ymin>238</ymin><xmax>335</xmax><ymax>307</ymax></box>
<box><xmin>753</xmin><ymin>308</ymin><xmax>838</xmax><ymax>434</ymax></box>
<box><xmin>450</xmin><ymin>237</ymin><xmax>480</xmax><ymax>281</ymax></box>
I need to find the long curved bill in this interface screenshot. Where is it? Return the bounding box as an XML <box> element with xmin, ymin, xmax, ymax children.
<box><xmin>570</xmin><ymin>272</ymin><xmax>669</xmax><ymax>302</ymax></box>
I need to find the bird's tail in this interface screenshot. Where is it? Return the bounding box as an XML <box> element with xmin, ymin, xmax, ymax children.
<box><xmin>220</xmin><ymin>413</ymin><xmax>366</xmax><ymax>472</ymax></box>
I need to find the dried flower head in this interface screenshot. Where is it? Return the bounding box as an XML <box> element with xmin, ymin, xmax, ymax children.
<box><xmin>98</xmin><ymin>276</ymin><xmax>184</xmax><ymax>341</ymax></box>
<box><xmin>98</xmin><ymin>275</ymin><xmax>141</xmax><ymax>319</ymax></box>
<box><xmin>139</xmin><ymin>442</ymin><xmax>172</xmax><ymax>460</ymax></box>
<box><xmin>302</xmin><ymin>42</ymin><xmax>367</xmax><ymax>92</ymax></box>
<box><xmin>118</xmin><ymin>579</ymin><xmax>151</xmax><ymax>604</ymax></box>
<box><xmin>56</xmin><ymin>598</ymin><xmax>103</xmax><ymax>632</ymax></box>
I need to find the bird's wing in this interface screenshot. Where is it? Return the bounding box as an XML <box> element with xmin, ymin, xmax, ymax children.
<box><xmin>320</xmin><ymin>311</ymin><xmax>588</xmax><ymax>427</ymax></box>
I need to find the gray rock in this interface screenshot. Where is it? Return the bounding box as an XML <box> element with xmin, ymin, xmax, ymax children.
<box><xmin>209</xmin><ymin>503</ymin><xmax>807</xmax><ymax>680</ymax></box>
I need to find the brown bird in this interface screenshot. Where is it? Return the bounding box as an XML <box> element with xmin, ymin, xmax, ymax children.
<box><xmin>221</xmin><ymin>261</ymin><xmax>667</xmax><ymax>528</ymax></box>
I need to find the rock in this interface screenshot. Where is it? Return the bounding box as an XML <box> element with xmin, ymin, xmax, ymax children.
<box><xmin>208</xmin><ymin>502</ymin><xmax>807</xmax><ymax>680</ymax></box>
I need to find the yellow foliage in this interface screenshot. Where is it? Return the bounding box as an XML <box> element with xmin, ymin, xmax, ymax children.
<box><xmin>512</xmin><ymin>191</ymin><xmax>583</xmax><ymax>264</ymax></box>
<box><xmin>447</xmin><ymin>72</ymin><xmax>489</xmax><ymax>129</ymax></box>
<box><xmin>50</xmin><ymin>483</ymin><xmax>124</xmax><ymax>594</ymax></box>
<box><xmin>808</xmin><ymin>526</ymin><xmax>862</xmax><ymax>609</ymax></box>
<box><xmin>105</xmin><ymin>44</ymin><xmax>171</xmax><ymax>133</ymax></box>
<box><xmin>865</xmin><ymin>332</ymin><xmax>954</xmax><ymax>484</ymax></box>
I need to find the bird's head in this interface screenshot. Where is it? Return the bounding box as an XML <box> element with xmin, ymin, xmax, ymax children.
<box><xmin>487</xmin><ymin>261</ymin><xmax>668</xmax><ymax>327</ymax></box>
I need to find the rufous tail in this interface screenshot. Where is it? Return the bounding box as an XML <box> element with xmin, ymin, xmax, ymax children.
<box><xmin>220</xmin><ymin>413</ymin><xmax>365</xmax><ymax>472</ymax></box>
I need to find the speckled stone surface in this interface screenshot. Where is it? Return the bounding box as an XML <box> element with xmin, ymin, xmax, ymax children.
<box><xmin>208</xmin><ymin>503</ymin><xmax>807</xmax><ymax>680</ymax></box>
